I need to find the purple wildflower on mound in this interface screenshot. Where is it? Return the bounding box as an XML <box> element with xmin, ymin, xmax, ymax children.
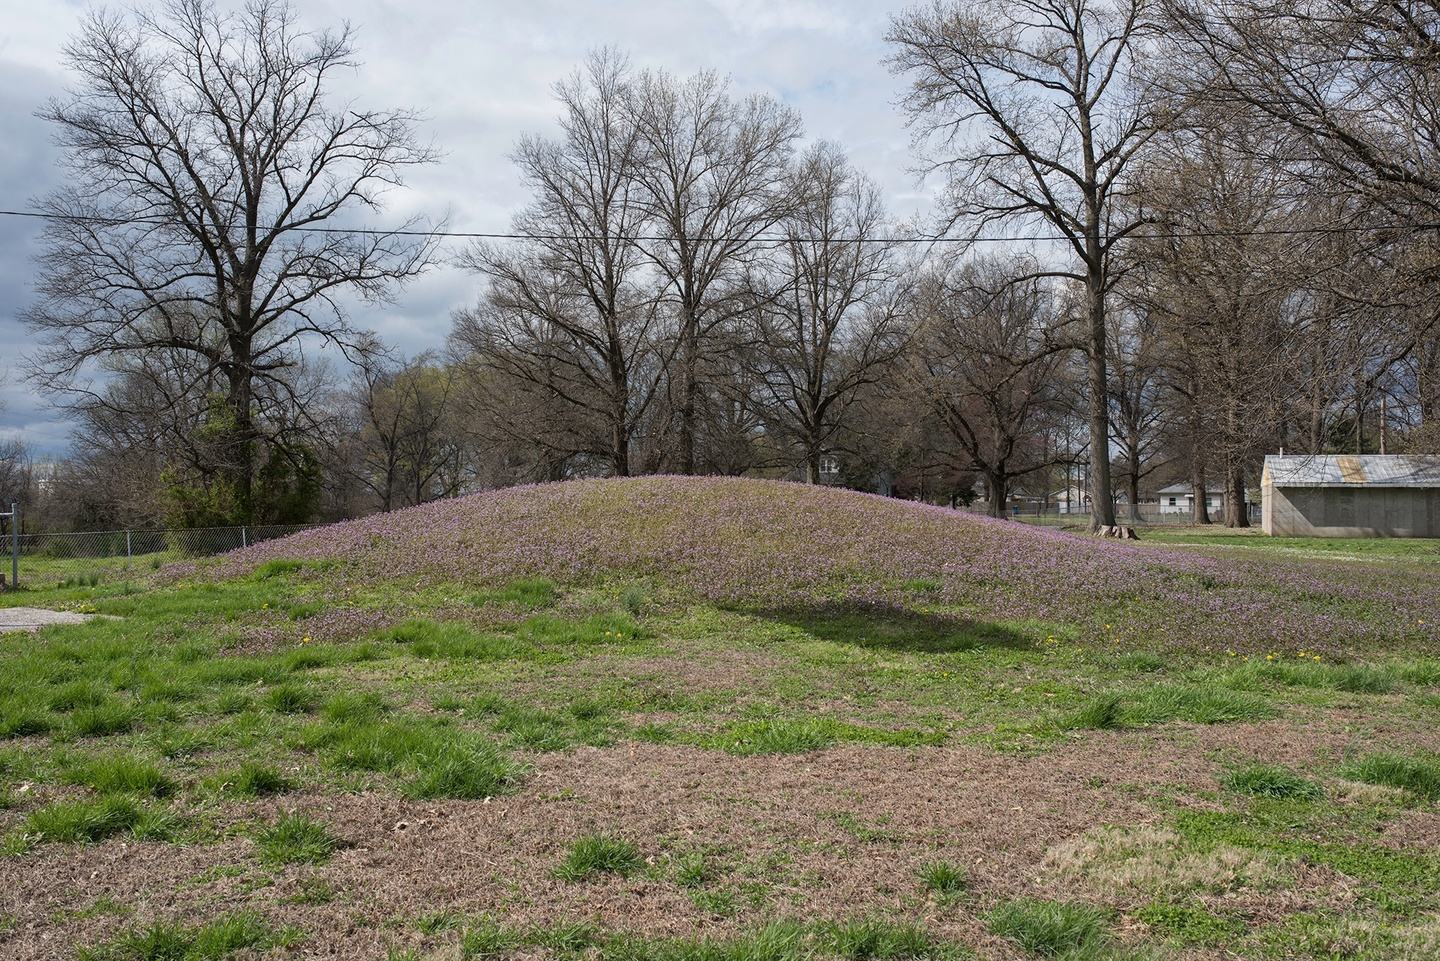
<box><xmin>181</xmin><ymin>476</ymin><xmax>1436</xmax><ymax>656</ymax></box>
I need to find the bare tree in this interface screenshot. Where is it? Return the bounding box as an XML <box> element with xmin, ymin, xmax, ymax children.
<box><xmin>905</xmin><ymin>256</ymin><xmax>1071</xmax><ymax>518</ymax></box>
<box><xmin>628</xmin><ymin>67</ymin><xmax>802</xmax><ymax>473</ymax></box>
<box><xmin>25</xmin><ymin>0</ymin><xmax>439</xmax><ymax>523</ymax></box>
<box><xmin>749</xmin><ymin>143</ymin><xmax>910</xmax><ymax>483</ymax></box>
<box><xmin>887</xmin><ymin>0</ymin><xmax>1172</xmax><ymax>529</ymax></box>
<box><xmin>455</xmin><ymin>51</ymin><xmax>667</xmax><ymax>478</ymax></box>
<box><xmin>1166</xmin><ymin>1</ymin><xmax>1440</xmax><ymax>451</ymax></box>
<box><xmin>1106</xmin><ymin>305</ymin><xmax>1169</xmax><ymax>519</ymax></box>
<box><xmin>1129</xmin><ymin>110</ymin><xmax>1311</xmax><ymax>526</ymax></box>
<box><xmin>348</xmin><ymin>353</ymin><xmax>466</xmax><ymax>512</ymax></box>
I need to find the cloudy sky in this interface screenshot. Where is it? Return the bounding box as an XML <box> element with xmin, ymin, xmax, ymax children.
<box><xmin>0</xmin><ymin>0</ymin><xmax>936</xmax><ymax>457</ymax></box>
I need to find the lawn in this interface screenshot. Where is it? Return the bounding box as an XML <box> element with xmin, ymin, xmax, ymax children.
<box><xmin>1</xmin><ymin>477</ymin><xmax>1438</xmax><ymax>960</ymax></box>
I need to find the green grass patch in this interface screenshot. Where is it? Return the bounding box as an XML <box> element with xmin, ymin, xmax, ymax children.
<box><xmin>519</xmin><ymin>611</ymin><xmax>646</xmax><ymax>646</ymax></box>
<box><xmin>252</xmin><ymin>812</ymin><xmax>340</xmax><ymax>866</ymax></box>
<box><xmin>228</xmin><ymin>761</ymin><xmax>294</xmax><ymax>798</ymax></box>
<box><xmin>708</xmin><ymin>718</ymin><xmax>835</xmax><ymax>756</ymax></box>
<box><xmin>381</xmin><ymin>619</ymin><xmax>531</xmax><ymax>661</ymax></box>
<box><xmin>19</xmin><ymin>795</ymin><xmax>178</xmax><ymax>845</ymax></box>
<box><xmin>919</xmin><ymin>859</ymin><xmax>967</xmax><ymax>899</ymax></box>
<box><xmin>68</xmin><ymin>701</ymin><xmax>138</xmax><ymax>738</ymax></box>
<box><xmin>59</xmin><ymin>751</ymin><xmax>173</xmax><ymax>797</ymax></box>
<box><xmin>1063</xmin><ymin>693</ymin><xmax>1123</xmax><ymax>731</ymax></box>
<box><xmin>1222</xmin><ymin>764</ymin><xmax>1323</xmax><ymax>801</ymax></box>
<box><xmin>1130</xmin><ymin>682</ymin><xmax>1277</xmax><ymax>725</ymax></box>
<box><xmin>469</xmin><ymin>577</ymin><xmax>558</xmax><ymax>610</ymax></box>
<box><xmin>0</xmin><ymin>698</ymin><xmax>54</xmax><ymax>738</ymax></box>
<box><xmin>1343</xmin><ymin>751</ymin><xmax>1440</xmax><ymax>800</ymax></box>
<box><xmin>409</xmin><ymin>742</ymin><xmax>520</xmax><ymax>800</ymax></box>
<box><xmin>554</xmin><ymin>832</ymin><xmax>642</xmax><ymax>881</ymax></box>
<box><xmin>816</xmin><ymin>917</ymin><xmax>951</xmax><ymax>960</ymax></box>
<box><xmin>704</xmin><ymin>717</ymin><xmax>944</xmax><ymax>756</ymax></box>
<box><xmin>263</xmin><ymin>682</ymin><xmax>317</xmax><ymax>715</ymax></box>
<box><xmin>1175</xmin><ymin>802</ymin><xmax>1440</xmax><ymax>897</ymax></box>
<box><xmin>1134</xmin><ymin>901</ymin><xmax>1246</xmax><ymax>946</ymax></box>
<box><xmin>76</xmin><ymin>910</ymin><xmax>290</xmax><ymax>960</ymax></box>
<box><xmin>986</xmin><ymin>897</ymin><xmax>1110</xmax><ymax>958</ymax></box>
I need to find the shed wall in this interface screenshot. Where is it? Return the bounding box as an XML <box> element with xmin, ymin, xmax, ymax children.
<box><xmin>1264</xmin><ymin>485</ymin><xmax>1440</xmax><ymax>537</ymax></box>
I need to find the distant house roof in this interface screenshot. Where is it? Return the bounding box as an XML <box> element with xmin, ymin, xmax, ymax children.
<box><xmin>1263</xmin><ymin>454</ymin><xmax>1440</xmax><ymax>488</ymax></box>
<box><xmin>1155</xmin><ymin>484</ymin><xmax>1225</xmax><ymax>496</ymax></box>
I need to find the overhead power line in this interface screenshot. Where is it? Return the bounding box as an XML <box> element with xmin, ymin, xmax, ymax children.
<box><xmin>0</xmin><ymin>207</ymin><xmax>1430</xmax><ymax>246</ymax></box>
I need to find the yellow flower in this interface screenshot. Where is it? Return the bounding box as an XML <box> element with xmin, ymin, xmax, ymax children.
<box><xmin>302</xmin><ymin>636</ymin><xmax>310</xmax><ymax>643</ymax></box>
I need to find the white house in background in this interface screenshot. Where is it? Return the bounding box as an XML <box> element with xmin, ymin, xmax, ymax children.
<box><xmin>1049</xmin><ymin>485</ymin><xmax>1091</xmax><ymax>514</ymax></box>
<box><xmin>1154</xmin><ymin>483</ymin><xmax>1244</xmax><ymax>515</ymax></box>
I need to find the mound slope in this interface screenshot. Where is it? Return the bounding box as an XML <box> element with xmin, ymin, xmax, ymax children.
<box><xmin>206</xmin><ymin>476</ymin><xmax>1435</xmax><ymax>655</ymax></box>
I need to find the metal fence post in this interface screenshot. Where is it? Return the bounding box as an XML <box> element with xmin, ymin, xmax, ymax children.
<box><xmin>9</xmin><ymin>503</ymin><xmax>17</xmax><ymax>590</ymax></box>
<box><xmin>126</xmin><ymin>530</ymin><xmax>133</xmax><ymax>570</ymax></box>
<box><xmin>242</xmin><ymin>526</ymin><xmax>248</xmax><ymax>549</ymax></box>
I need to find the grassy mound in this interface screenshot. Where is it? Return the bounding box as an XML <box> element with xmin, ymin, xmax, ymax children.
<box><xmin>183</xmin><ymin>476</ymin><xmax>1435</xmax><ymax>656</ymax></box>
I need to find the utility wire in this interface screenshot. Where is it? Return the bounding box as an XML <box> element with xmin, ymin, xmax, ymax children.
<box><xmin>0</xmin><ymin>207</ymin><xmax>1429</xmax><ymax>245</ymax></box>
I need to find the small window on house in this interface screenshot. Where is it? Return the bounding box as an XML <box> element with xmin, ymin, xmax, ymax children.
<box><xmin>818</xmin><ymin>455</ymin><xmax>839</xmax><ymax>476</ymax></box>
<box><xmin>1168</xmin><ymin>497</ymin><xmax>1177</xmax><ymax>507</ymax></box>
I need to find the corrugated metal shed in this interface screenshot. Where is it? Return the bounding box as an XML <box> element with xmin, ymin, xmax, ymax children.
<box><xmin>1263</xmin><ymin>454</ymin><xmax>1440</xmax><ymax>488</ymax></box>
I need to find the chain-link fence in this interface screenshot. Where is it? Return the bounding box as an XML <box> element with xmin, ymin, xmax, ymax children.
<box><xmin>4</xmin><ymin>524</ymin><xmax>316</xmax><ymax>589</ymax></box>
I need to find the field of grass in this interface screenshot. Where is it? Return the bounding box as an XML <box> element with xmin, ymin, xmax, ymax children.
<box><xmin>1</xmin><ymin>476</ymin><xmax>1438</xmax><ymax>960</ymax></box>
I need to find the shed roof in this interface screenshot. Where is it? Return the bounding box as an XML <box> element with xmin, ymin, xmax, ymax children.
<box><xmin>1263</xmin><ymin>454</ymin><xmax>1440</xmax><ymax>488</ymax></box>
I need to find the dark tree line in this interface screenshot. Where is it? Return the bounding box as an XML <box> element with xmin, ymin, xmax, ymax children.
<box><xmin>14</xmin><ymin>0</ymin><xmax>1440</xmax><ymax>532</ymax></box>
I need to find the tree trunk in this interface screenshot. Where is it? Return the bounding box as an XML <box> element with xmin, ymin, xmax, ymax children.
<box><xmin>678</xmin><ymin>302</ymin><xmax>698</xmax><ymax>475</ymax></box>
<box><xmin>1224</xmin><ymin>461</ymin><xmax>1249</xmax><ymax>528</ymax></box>
<box><xmin>987</xmin><ymin>470</ymin><xmax>1009</xmax><ymax>519</ymax></box>
<box><xmin>1127</xmin><ymin>458</ymin><xmax>1141</xmax><ymax>524</ymax></box>
<box><xmin>1085</xmin><ymin>279</ymin><xmax>1116</xmax><ymax>530</ymax></box>
<box><xmin>1191</xmin><ymin>463</ymin><xmax>1211</xmax><ymax>525</ymax></box>
<box><xmin>224</xmin><ymin>355</ymin><xmax>257</xmax><ymax>525</ymax></box>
